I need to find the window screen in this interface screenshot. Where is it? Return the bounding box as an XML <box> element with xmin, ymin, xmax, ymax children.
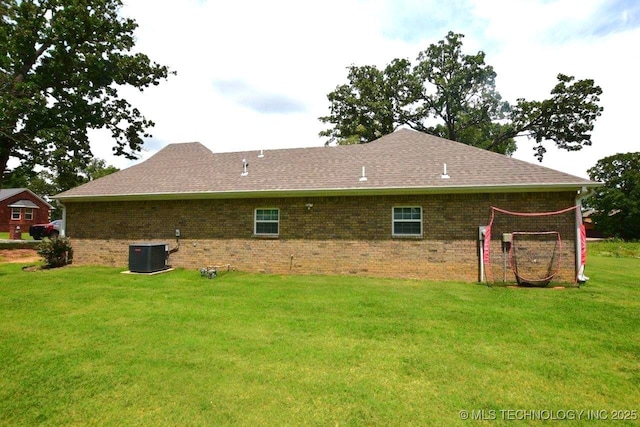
<box><xmin>255</xmin><ymin>208</ymin><xmax>279</xmax><ymax>236</ymax></box>
<box><xmin>393</xmin><ymin>207</ymin><xmax>422</xmax><ymax>236</ymax></box>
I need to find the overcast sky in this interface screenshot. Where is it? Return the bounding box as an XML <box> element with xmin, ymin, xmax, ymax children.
<box><xmin>90</xmin><ymin>0</ymin><xmax>640</xmax><ymax>179</ymax></box>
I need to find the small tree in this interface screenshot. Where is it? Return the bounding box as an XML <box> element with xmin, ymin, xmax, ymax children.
<box><xmin>37</xmin><ymin>236</ymin><xmax>73</xmax><ymax>268</ymax></box>
<box><xmin>587</xmin><ymin>153</ymin><xmax>640</xmax><ymax>240</ymax></box>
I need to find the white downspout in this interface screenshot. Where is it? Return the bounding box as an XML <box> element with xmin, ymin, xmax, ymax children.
<box><xmin>60</xmin><ymin>203</ymin><xmax>67</xmax><ymax>237</ymax></box>
<box><xmin>575</xmin><ymin>186</ymin><xmax>594</xmax><ymax>282</ymax></box>
<box><xmin>478</xmin><ymin>226</ymin><xmax>487</xmax><ymax>283</ymax></box>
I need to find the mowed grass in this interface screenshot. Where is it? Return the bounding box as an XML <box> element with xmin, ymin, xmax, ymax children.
<box><xmin>0</xmin><ymin>250</ymin><xmax>639</xmax><ymax>425</ymax></box>
<box><xmin>0</xmin><ymin>232</ymin><xmax>34</xmax><ymax>240</ymax></box>
<box><xmin>589</xmin><ymin>239</ymin><xmax>640</xmax><ymax>258</ymax></box>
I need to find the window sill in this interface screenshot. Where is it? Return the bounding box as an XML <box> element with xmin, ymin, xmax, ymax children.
<box><xmin>392</xmin><ymin>235</ymin><xmax>424</xmax><ymax>240</ymax></box>
<box><xmin>253</xmin><ymin>234</ymin><xmax>280</xmax><ymax>239</ymax></box>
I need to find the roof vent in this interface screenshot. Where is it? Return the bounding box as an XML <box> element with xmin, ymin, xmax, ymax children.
<box><xmin>441</xmin><ymin>163</ymin><xmax>450</xmax><ymax>179</ymax></box>
<box><xmin>258</xmin><ymin>149</ymin><xmax>264</xmax><ymax>158</ymax></box>
<box><xmin>359</xmin><ymin>166</ymin><xmax>368</xmax><ymax>182</ymax></box>
<box><xmin>241</xmin><ymin>159</ymin><xmax>249</xmax><ymax>176</ymax></box>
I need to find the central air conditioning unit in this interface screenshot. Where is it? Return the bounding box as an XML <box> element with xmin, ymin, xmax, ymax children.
<box><xmin>128</xmin><ymin>243</ymin><xmax>168</xmax><ymax>273</ymax></box>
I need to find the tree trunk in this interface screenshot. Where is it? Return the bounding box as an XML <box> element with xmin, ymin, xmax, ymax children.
<box><xmin>0</xmin><ymin>136</ymin><xmax>14</xmax><ymax>190</ymax></box>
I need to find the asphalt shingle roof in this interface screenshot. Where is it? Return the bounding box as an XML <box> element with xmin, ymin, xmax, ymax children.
<box><xmin>54</xmin><ymin>129</ymin><xmax>597</xmax><ymax>201</ymax></box>
<box><xmin>7</xmin><ymin>199</ymin><xmax>40</xmax><ymax>208</ymax></box>
<box><xmin>0</xmin><ymin>188</ymin><xmax>29</xmax><ymax>201</ymax></box>
<box><xmin>0</xmin><ymin>188</ymin><xmax>52</xmax><ymax>207</ymax></box>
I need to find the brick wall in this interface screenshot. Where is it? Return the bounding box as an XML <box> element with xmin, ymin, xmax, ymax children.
<box><xmin>65</xmin><ymin>191</ymin><xmax>578</xmax><ymax>282</ymax></box>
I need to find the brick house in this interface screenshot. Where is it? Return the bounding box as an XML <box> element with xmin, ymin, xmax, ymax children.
<box><xmin>54</xmin><ymin>129</ymin><xmax>599</xmax><ymax>282</ymax></box>
<box><xmin>0</xmin><ymin>188</ymin><xmax>52</xmax><ymax>237</ymax></box>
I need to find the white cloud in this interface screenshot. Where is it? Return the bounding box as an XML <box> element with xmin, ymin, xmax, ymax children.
<box><xmin>86</xmin><ymin>0</ymin><xmax>639</xmax><ymax>180</ymax></box>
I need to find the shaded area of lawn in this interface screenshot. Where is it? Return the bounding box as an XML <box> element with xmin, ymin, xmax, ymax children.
<box><xmin>0</xmin><ymin>256</ymin><xmax>638</xmax><ymax>425</ymax></box>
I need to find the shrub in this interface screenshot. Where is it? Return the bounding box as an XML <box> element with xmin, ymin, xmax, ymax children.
<box><xmin>37</xmin><ymin>237</ymin><xmax>74</xmax><ymax>268</ymax></box>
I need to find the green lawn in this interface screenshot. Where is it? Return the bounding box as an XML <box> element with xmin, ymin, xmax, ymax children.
<box><xmin>0</xmin><ymin>249</ymin><xmax>638</xmax><ymax>425</ymax></box>
<box><xmin>588</xmin><ymin>239</ymin><xmax>640</xmax><ymax>258</ymax></box>
<box><xmin>0</xmin><ymin>231</ymin><xmax>34</xmax><ymax>240</ymax></box>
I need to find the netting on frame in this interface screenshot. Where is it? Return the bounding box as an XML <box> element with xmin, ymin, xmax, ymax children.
<box><xmin>482</xmin><ymin>206</ymin><xmax>581</xmax><ymax>286</ymax></box>
<box><xmin>510</xmin><ymin>231</ymin><xmax>561</xmax><ymax>286</ymax></box>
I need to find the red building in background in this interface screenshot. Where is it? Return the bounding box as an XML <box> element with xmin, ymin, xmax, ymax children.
<box><xmin>0</xmin><ymin>188</ymin><xmax>52</xmax><ymax>239</ymax></box>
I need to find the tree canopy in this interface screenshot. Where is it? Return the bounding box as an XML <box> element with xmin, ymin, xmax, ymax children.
<box><xmin>320</xmin><ymin>32</ymin><xmax>603</xmax><ymax>161</ymax></box>
<box><xmin>0</xmin><ymin>0</ymin><xmax>173</xmax><ymax>188</ymax></box>
<box><xmin>587</xmin><ymin>153</ymin><xmax>640</xmax><ymax>240</ymax></box>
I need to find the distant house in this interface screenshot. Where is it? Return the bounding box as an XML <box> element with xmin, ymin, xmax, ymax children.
<box><xmin>582</xmin><ymin>208</ymin><xmax>614</xmax><ymax>239</ymax></box>
<box><xmin>54</xmin><ymin>129</ymin><xmax>599</xmax><ymax>282</ymax></box>
<box><xmin>0</xmin><ymin>188</ymin><xmax>52</xmax><ymax>235</ymax></box>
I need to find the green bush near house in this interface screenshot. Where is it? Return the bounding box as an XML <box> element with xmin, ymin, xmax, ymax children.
<box><xmin>0</xmin><ymin>249</ymin><xmax>638</xmax><ymax>425</ymax></box>
<box><xmin>36</xmin><ymin>236</ymin><xmax>73</xmax><ymax>268</ymax></box>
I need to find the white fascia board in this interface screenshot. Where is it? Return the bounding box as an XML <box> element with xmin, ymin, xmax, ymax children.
<box><xmin>53</xmin><ymin>182</ymin><xmax>602</xmax><ymax>203</ymax></box>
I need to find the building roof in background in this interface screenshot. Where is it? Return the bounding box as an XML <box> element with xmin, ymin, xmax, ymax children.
<box><xmin>54</xmin><ymin>129</ymin><xmax>598</xmax><ymax>201</ymax></box>
<box><xmin>0</xmin><ymin>188</ymin><xmax>52</xmax><ymax>207</ymax></box>
<box><xmin>0</xmin><ymin>188</ymin><xmax>28</xmax><ymax>201</ymax></box>
<box><xmin>8</xmin><ymin>199</ymin><xmax>40</xmax><ymax>208</ymax></box>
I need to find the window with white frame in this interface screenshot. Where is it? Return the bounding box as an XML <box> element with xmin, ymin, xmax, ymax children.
<box><xmin>392</xmin><ymin>206</ymin><xmax>422</xmax><ymax>237</ymax></box>
<box><xmin>11</xmin><ymin>208</ymin><xmax>21</xmax><ymax>220</ymax></box>
<box><xmin>255</xmin><ymin>208</ymin><xmax>279</xmax><ymax>236</ymax></box>
<box><xmin>25</xmin><ymin>208</ymin><xmax>34</xmax><ymax>221</ymax></box>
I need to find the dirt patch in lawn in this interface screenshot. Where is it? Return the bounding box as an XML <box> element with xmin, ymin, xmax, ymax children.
<box><xmin>0</xmin><ymin>249</ymin><xmax>40</xmax><ymax>264</ymax></box>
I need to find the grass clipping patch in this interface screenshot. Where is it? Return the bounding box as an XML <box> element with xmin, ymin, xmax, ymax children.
<box><xmin>0</xmin><ymin>249</ymin><xmax>40</xmax><ymax>264</ymax></box>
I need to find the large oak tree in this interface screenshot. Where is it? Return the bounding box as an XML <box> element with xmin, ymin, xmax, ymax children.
<box><xmin>0</xmin><ymin>0</ymin><xmax>173</xmax><ymax>188</ymax></box>
<box><xmin>320</xmin><ymin>32</ymin><xmax>603</xmax><ymax>161</ymax></box>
